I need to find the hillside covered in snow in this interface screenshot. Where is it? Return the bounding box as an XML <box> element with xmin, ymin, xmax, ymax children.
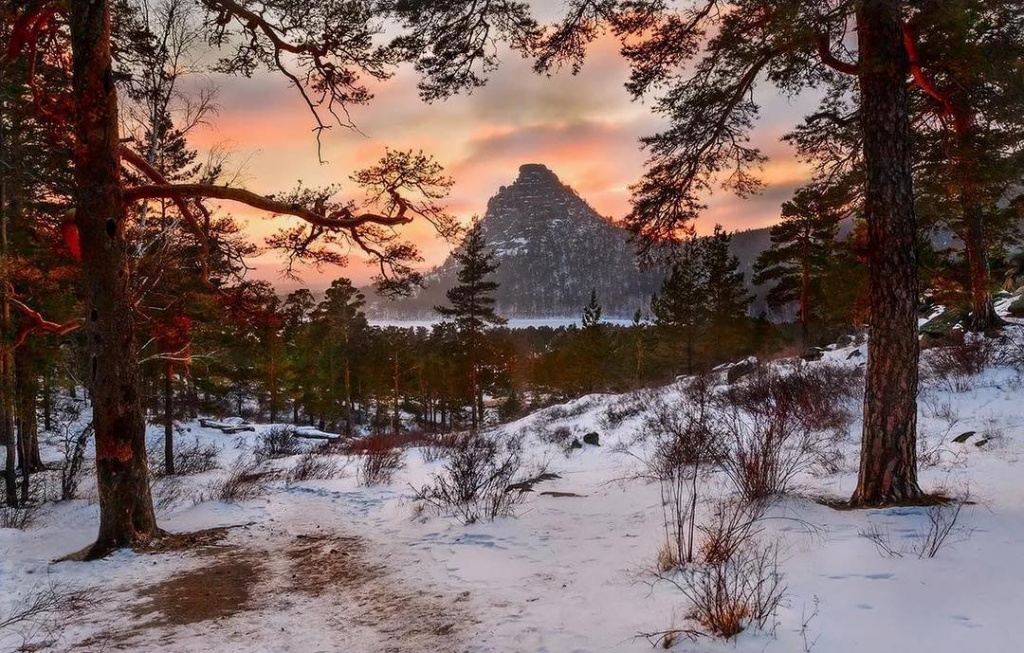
<box><xmin>3</xmin><ymin>303</ymin><xmax>1024</xmax><ymax>652</ymax></box>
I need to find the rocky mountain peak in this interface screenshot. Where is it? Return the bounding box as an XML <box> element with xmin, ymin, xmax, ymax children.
<box><xmin>515</xmin><ymin>163</ymin><xmax>561</xmax><ymax>186</ymax></box>
<box><xmin>368</xmin><ymin>163</ymin><xmax>661</xmax><ymax>319</ymax></box>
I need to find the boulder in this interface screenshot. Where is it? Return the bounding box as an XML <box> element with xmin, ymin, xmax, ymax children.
<box><xmin>801</xmin><ymin>347</ymin><xmax>824</xmax><ymax>362</ymax></box>
<box><xmin>952</xmin><ymin>431</ymin><xmax>976</xmax><ymax>444</ymax></box>
<box><xmin>835</xmin><ymin>334</ymin><xmax>856</xmax><ymax>349</ymax></box>
<box><xmin>569</xmin><ymin>438</ymin><xmax>583</xmax><ymax>450</ymax></box>
<box><xmin>727</xmin><ymin>357</ymin><xmax>758</xmax><ymax>384</ymax></box>
<box><xmin>1009</xmin><ymin>295</ymin><xmax>1024</xmax><ymax>318</ymax></box>
<box><xmin>583</xmin><ymin>432</ymin><xmax>600</xmax><ymax>446</ymax></box>
<box><xmin>919</xmin><ymin>309</ymin><xmax>967</xmax><ymax>349</ymax></box>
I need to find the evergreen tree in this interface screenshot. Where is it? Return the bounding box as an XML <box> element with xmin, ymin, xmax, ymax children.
<box><xmin>753</xmin><ymin>187</ymin><xmax>842</xmax><ymax>347</ymax></box>
<box><xmin>539</xmin><ymin>0</ymin><xmax>925</xmax><ymax>506</ymax></box>
<box><xmin>435</xmin><ymin>221</ymin><xmax>505</xmax><ymax>429</ymax></box>
<box><xmin>582</xmin><ymin>289</ymin><xmax>602</xmax><ymax>328</ymax></box>
<box><xmin>579</xmin><ymin>289</ymin><xmax>606</xmax><ymax>391</ymax></box>
<box><xmin>652</xmin><ymin>226</ymin><xmax>750</xmax><ymax>374</ymax></box>
<box><xmin>314</xmin><ymin>279</ymin><xmax>368</xmax><ymax>434</ymax></box>
<box><xmin>703</xmin><ymin>225</ymin><xmax>752</xmax><ymax>328</ymax></box>
<box><xmin>652</xmin><ymin>235</ymin><xmax>708</xmax><ymax>375</ymax></box>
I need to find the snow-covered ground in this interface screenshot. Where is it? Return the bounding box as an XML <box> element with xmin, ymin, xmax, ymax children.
<box><xmin>3</xmin><ymin>317</ymin><xmax>1024</xmax><ymax>652</ymax></box>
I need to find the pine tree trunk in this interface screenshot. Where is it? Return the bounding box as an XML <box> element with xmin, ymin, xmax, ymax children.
<box><xmin>70</xmin><ymin>0</ymin><xmax>160</xmax><ymax>556</ymax></box>
<box><xmin>962</xmin><ymin>198</ymin><xmax>996</xmax><ymax>332</ymax></box>
<box><xmin>955</xmin><ymin>106</ymin><xmax>997</xmax><ymax>333</ymax></box>
<box><xmin>1</xmin><ymin>347</ymin><xmax>16</xmax><ymax>507</ymax></box>
<box><xmin>800</xmin><ymin>239</ymin><xmax>811</xmax><ymax>349</ymax></box>
<box><xmin>164</xmin><ymin>364</ymin><xmax>175</xmax><ymax>475</ymax></box>
<box><xmin>0</xmin><ymin>109</ymin><xmax>17</xmax><ymax>508</ymax></box>
<box><xmin>42</xmin><ymin>370</ymin><xmax>52</xmax><ymax>432</ymax></box>
<box><xmin>15</xmin><ymin>342</ymin><xmax>43</xmax><ymax>473</ymax></box>
<box><xmin>851</xmin><ymin>0</ymin><xmax>923</xmax><ymax>507</ymax></box>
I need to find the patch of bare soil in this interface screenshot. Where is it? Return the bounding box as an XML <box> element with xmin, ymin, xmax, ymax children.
<box><xmin>74</xmin><ymin>542</ymin><xmax>263</xmax><ymax>651</ymax></box>
<box><xmin>286</xmin><ymin>533</ymin><xmax>475</xmax><ymax>652</ymax></box>
<box><xmin>75</xmin><ymin>529</ymin><xmax>474</xmax><ymax>652</ymax></box>
<box><xmin>133</xmin><ymin>545</ymin><xmax>261</xmax><ymax>627</ymax></box>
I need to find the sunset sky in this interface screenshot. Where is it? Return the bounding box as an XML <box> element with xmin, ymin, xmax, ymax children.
<box><xmin>187</xmin><ymin>36</ymin><xmax>819</xmax><ymax>294</ymax></box>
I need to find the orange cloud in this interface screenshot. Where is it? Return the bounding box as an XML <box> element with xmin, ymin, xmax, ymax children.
<box><xmin>187</xmin><ymin>34</ymin><xmax>820</xmax><ymax>293</ymax></box>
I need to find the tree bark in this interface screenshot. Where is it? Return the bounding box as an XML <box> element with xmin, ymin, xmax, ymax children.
<box><xmin>70</xmin><ymin>0</ymin><xmax>160</xmax><ymax>556</ymax></box>
<box><xmin>164</xmin><ymin>363</ymin><xmax>175</xmax><ymax>475</ymax></box>
<box><xmin>15</xmin><ymin>342</ymin><xmax>44</xmax><ymax>472</ymax></box>
<box><xmin>851</xmin><ymin>0</ymin><xmax>924</xmax><ymax>506</ymax></box>
<box><xmin>1</xmin><ymin>103</ymin><xmax>18</xmax><ymax>508</ymax></box>
<box><xmin>800</xmin><ymin>236</ymin><xmax>810</xmax><ymax>349</ymax></box>
<box><xmin>962</xmin><ymin>196</ymin><xmax>996</xmax><ymax>332</ymax></box>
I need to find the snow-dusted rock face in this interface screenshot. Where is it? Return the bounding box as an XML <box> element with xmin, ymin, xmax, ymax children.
<box><xmin>474</xmin><ymin>163</ymin><xmax>660</xmax><ymax>317</ymax></box>
<box><xmin>367</xmin><ymin>163</ymin><xmax>663</xmax><ymax>319</ymax></box>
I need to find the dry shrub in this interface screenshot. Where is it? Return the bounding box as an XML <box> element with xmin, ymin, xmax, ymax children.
<box><xmin>173</xmin><ymin>439</ymin><xmax>221</xmax><ymax>475</ymax></box>
<box><xmin>600</xmin><ymin>390</ymin><xmax>654</xmax><ymax>430</ymax></box>
<box><xmin>860</xmin><ymin>494</ymin><xmax>970</xmax><ymax>559</ymax></box>
<box><xmin>0</xmin><ymin>502</ymin><xmax>39</xmax><ymax>530</ymax></box>
<box><xmin>676</xmin><ymin>542</ymin><xmax>786</xmax><ymax>639</ymax></box>
<box><xmin>656</xmin><ymin>541</ymin><xmax>682</xmax><ymax>573</ymax></box>
<box><xmin>994</xmin><ymin>325</ymin><xmax>1024</xmax><ymax>370</ymax></box>
<box><xmin>212</xmin><ymin>455</ymin><xmax>278</xmax><ymax>502</ymax></box>
<box><xmin>354</xmin><ymin>435</ymin><xmax>405</xmax><ymax>486</ymax></box>
<box><xmin>639</xmin><ymin>375</ymin><xmax>723</xmax><ymax>567</ymax></box>
<box><xmin>152</xmin><ymin>475</ymin><xmax>189</xmax><ymax>512</ymax></box>
<box><xmin>418</xmin><ymin>432</ymin><xmax>464</xmax><ymax>463</ymax></box>
<box><xmin>0</xmin><ymin>581</ymin><xmax>96</xmax><ymax>651</ymax></box>
<box><xmin>55</xmin><ymin>407</ymin><xmax>92</xmax><ymax>501</ymax></box>
<box><xmin>719</xmin><ymin>365</ymin><xmax>857</xmax><ymax>501</ymax></box>
<box><xmin>287</xmin><ymin>451</ymin><xmax>345</xmax><ymax>482</ymax></box>
<box><xmin>413</xmin><ymin>434</ymin><xmax>529</xmax><ymax>524</ymax></box>
<box><xmin>697</xmin><ymin>498</ymin><xmax>766</xmax><ymax>567</ymax></box>
<box><xmin>254</xmin><ymin>427</ymin><xmax>302</xmax><ymax>461</ymax></box>
<box><xmin>922</xmin><ymin>338</ymin><xmax>993</xmax><ymax>392</ymax></box>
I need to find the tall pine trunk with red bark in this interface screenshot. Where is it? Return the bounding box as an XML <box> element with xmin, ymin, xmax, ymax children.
<box><xmin>852</xmin><ymin>0</ymin><xmax>924</xmax><ymax>506</ymax></box>
<box><xmin>70</xmin><ymin>0</ymin><xmax>159</xmax><ymax>556</ymax></box>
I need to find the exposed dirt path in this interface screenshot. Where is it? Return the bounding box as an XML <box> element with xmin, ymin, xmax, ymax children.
<box><xmin>74</xmin><ymin>523</ymin><xmax>475</xmax><ymax>653</ymax></box>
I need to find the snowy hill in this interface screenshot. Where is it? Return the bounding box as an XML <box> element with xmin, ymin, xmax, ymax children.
<box><xmin>4</xmin><ymin>303</ymin><xmax>1024</xmax><ymax>652</ymax></box>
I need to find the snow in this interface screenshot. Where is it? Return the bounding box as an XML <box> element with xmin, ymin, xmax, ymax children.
<box><xmin>4</xmin><ymin>322</ymin><xmax>1024</xmax><ymax>651</ymax></box>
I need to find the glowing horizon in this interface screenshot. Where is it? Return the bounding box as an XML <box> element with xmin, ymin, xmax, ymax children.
<box><xmin>185</xmin><ymin>38</ymin><xmax>816</xmax><ymax>295</ymax></box>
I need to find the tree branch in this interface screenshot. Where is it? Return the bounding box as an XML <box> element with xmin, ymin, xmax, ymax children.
<box><xmin>6</xmin><ymin>298</ymin><xmax>84</xmax><ymax>352</ymax></box>
<box><xmin>123</xmin><ymin>183</ymin><xmax>413</xmax><ymax>230</ymax></box>
<box><xmin>815</xmin><ymin>33</ymin><xmax>858</xmax><ymax>75</ymax></box>
<box><xmin>901</xmin><ymin>23</ymin><xmax>954</xmax><ymax>117</ymax></box>
<box><xmin>119</xmin><ymin>146</ymin><xmax>213</xmax><ymax>283</ymax></box>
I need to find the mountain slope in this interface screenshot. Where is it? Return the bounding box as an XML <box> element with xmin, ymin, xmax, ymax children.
<box><xmin>368</xmin><ymin>164</ymin><xmax>662</xmax><ymax>319</ymax></box>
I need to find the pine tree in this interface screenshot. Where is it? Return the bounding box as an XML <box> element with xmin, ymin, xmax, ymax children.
<box><xmin>652</xmin><ymin>236</ymin><xmax>708</xmax><ymax>375</ymax></box>
<box><xmin>539</xmin><ymin>0</ymin><xmax>925</xmax><ymax>506</ymax></box>
<box><xmin>436</xmin><ymin>221</ymin><xmax>505</xmax><ymax>429</ymax></box>
<box><xmin>582</xmin><ymin>289</ymin><xmax>602</xmax><ymax>328</ymax></box>
<box><xmin>753</xmin><ymin>187</ymin><xmax>842</xmax><ymax>347</ymax></box>
<box><xmin>314</xmin><ymin>279</ymin><xmax>368</xmax><ymax>434</ymax></box>
<box><xmin>703</xmin><ymin>225</ymin><xmax>752</xmax><ymax>328</ymax></box>
<box><xmin>579</xmin><ymin>289</ymin><xmax>605</xmax><ymax>391</ymax></box>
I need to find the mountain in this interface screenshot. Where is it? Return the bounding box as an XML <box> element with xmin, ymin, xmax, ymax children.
<box><xmin>367</xmin><ymin>164</ymin><xmax>663</xmax><ymax>319</ymax></box>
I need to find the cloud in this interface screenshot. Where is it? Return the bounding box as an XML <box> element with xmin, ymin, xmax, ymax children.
<box><xmin>182</xmin><ymin>31</ymin><xmax>824</xmax><ymax>293</ymax></box>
